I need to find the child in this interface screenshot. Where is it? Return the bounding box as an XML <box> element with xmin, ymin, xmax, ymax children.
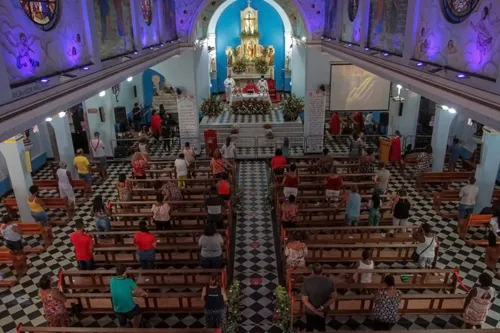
<box><xmin>486</xmin><ymin>231</ymin><xmax>499</xmax><ymax>272</ymax></box>
<box><xmin>217</xmin><ymin>172</ymin><xmax>231</xmax><ymax>201</ymax></box>
<box><xmin>174</xmin><ymin>153</ymin><xmax>189</xmax><ymax>188</ymax></box>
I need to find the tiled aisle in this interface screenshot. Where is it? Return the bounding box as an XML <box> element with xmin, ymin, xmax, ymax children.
<box><xmin>232</xmin><ymin>161</ymin><xmax>280</xmax><ymax>333</ymax></box>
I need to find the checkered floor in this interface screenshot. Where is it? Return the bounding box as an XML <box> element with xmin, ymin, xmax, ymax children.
<box><xmin>1</xmin><ymin>144</ymin><xmax>500</xmax><ymax>331</ymax></box>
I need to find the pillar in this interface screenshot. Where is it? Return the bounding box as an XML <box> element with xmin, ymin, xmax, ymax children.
<box><xmin>334</xmin><ymin>0</ymin><xmax>343</xmax><ymax>41</ymax></box>
<box><xmin>0</xmin><ymin>40</ymin><xmax>12</xmax><ymax>104</ymax></box>
<box><xmin>474</xmin><ymin>127</ymin><xmax>500</xmax><ymax>212</ymax></box>
<box><xmin>388</xmin><ymin>89</ymin><xmax>420</xmax><ymax>146</ymax></box>
<box><xmin>0</xmin><ymin>136</ymin><xmax>34</xmax><ymax>222</ymax></box>
<box><xmin>50</xmin><ymin>115</ymin><xmax>77</xmax><ymax>177</ymax></box>
<box><xmin>431</xmin><ymin>107</ymin><xmax>457</xmax><ymax>171</ymax></box>
<box><xmin>81</xmin><ymin>0</ymin><xmax>102</xmax><ymax>70</ymax></box>
<box><xmin>402</xmin><ymin>0</ymin><xmax>420</xmax><ymax>64</ymax></box>
<box><xmin>130</xmin><ymin>0</ymin><xmax>144</xmax><ymax>54</ymax></box>
<box><xmin>358</xmin><ymin>0</ymin><xmax>370</xmax><ymax>49</ymax></box>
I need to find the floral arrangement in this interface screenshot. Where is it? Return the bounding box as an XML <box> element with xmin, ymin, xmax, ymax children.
<box><xmin>240</xmin><ymin>30</ymin><xmax>261</xmax><ymax>39</ymax></box>
<box><xmin>255</xmin><ymin>57</ymin><xmax>269</xmax><ymax>74</ymax></box>
<box><xmin>233</xmin><ymin>60</ymin><xmax>247</xmax><ymax>74</ymax></box>
<box><xmin>280</xmin><ymin>94</ymin><xmax>304</xmax><ymax>121</ymax></box>
<box><xmin>263</xmin><ymin>124</ymin><xmax>272</xmax><ymax>129</ymax></box>
<box><xmin>200</xmin><ymin>96</ymin><xmax>224</xmax><ymax>118</ymax></box>
<box><xmin>231</xmin><ymin>99</ymin><xmax>271</xmax><ymax>115</ymax></box>
<box><xmin>264</xmin><ymin>183</ymin><xmax>275</xmax><ymax>209</ymax></box>
<box><xmin>273</xmin><ymin>285</ymin><xmax>293</xmax><ymax>333</ymax></box>
<box><xmin>222</xmin><ymin>280</ymin><xmax>242</xmax><ymax>333</ymax></box>
<box><xmin>232</xmin><ymin>185</ymin><xmax>243</xmax><ymax>213</ymax></box>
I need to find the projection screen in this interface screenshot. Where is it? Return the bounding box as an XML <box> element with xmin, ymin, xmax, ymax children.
<box><xmin>329</xmin><ymin>64</ymin><xmax>391</xmax><ymax>111</ymax></box>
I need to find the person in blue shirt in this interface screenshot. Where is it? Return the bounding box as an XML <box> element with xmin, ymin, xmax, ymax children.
<box><xmin>345</xmin><ymin>185</ymin><xmax>361</xmax><ymax>226</ymax></box>
<box><xmin>110</xmin><ymin>264</ymin><xmax>148</xmax><ymax>327</ymax></box>
<box><xmin>448</xmin><ymin>138</ymin><xmax>461</xmax><ymax>171</ymax></box>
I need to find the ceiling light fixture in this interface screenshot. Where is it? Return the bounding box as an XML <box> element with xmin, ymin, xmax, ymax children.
<box><xmin>383</xmin><ymin>53</ymin><xmax>389</xmax><ymax>57</ymax></box>
<box><xmin>127</xmin><ymin>77</ymin><xmax>133</xmax><ymax>82</ymax></box>
<box><xmin>364</xmin><ymin>47</ymin><xmax>370</xmax><ymax>51</ymax></box>
<box><xmin>99</xmin><ymin>91</ymin><xmax>106</xmax><ymax>97</ymax></box>
<box><xmin>348</xmin><ymin>43</ymin><xmax>352</xmax><ymax>47</ymax></box>
<box><xmin>416</xmin><ymin>62</ymin><xmax>423</xmax><ymax>67</ymax></box>
<box><xmin>448</xmin><ymin>108</ymin><xmax>457</xmax><ymax>114</ymax></box>
<box><xmin>456</xmin><ymin>73</ymin><xmax>467</xmax><ymax>79</ymax></box>
<box><xmin>301</xmin><ymin>36</ymin><xmax>306</xmax><ymax>42</ymax></box>
<box><xmin>58</xmin><ymin>111</ymin><xmax>66</xmax><ymax>118</ymax></box>
<box><xmin>45</xmin><ymin>117</ymin><xmax>52</xmax><ymax>122</ymax></box>
<box><xmin>40</xmin><ymin>78</ymin><xmax>49</xmax><ymax>83</ymax></box>
<box><xmin>82</xmin><ymin>66</ymin><xmax>89</xmax><ymax>70</ymax></box>
<box><xmin>441</xmin><ymin>105</ymin><xmax>449</xmax><ymax>111</ymax></box>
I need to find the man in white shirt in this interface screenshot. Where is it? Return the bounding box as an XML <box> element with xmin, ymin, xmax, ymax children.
<box><xmin>174</xmin><ymin>153</ymin><xmax>189</xmax><ymax>188</ymax></box>
<box><xmin>224</xmin><ymin>75</ymin><xmax>236</xmax><ymax>104</ymax></box>
<box><xmin>90</xmin><ymin>132</ymin><xmax>107</xmax><ymax>180</ymax></box>
<box><xmin>257</xmin><ymin>75</ymin><xmax>268</xmax><ymax>94</ymax></box>
<box><xmin>364</xmin><ymin>112</ymin><xmax>374</xmax><ymax>137</ymax></box>
<box><xmin>458</xmin><ymin>177</ymin><xmax>479</xmax><ymax>220</ymax></box>
<box><xmin>374</xmin><ymin>162</ymin><xmax>390</xmax><ymax>194</ymax></box>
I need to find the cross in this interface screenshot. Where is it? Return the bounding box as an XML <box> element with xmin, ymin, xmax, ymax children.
<box><xmin>244</xmin><ymin>12</ymin><xmax>255</xmax><ymax>31</ymax></box>
<box><xmin>247</xmin><ymin>0</ymin><xmax>251</xmax><ymax>7</ymax></box>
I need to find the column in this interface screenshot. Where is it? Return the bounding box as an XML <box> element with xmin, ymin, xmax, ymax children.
<box><xmin>389</xmin><ymin>89</ymin><xmax>420</xmax><ymax>145</ymax></box>
<box><xmin>334</xmin><ymin>0</ymin><xmax>343</xmax><ymax>41</ymax></box>
<box><xmin>130</xmin><ymin>0</ymin><xmax>144</xmax><ymax>54</ymax></box>
<box><xmin>50</xmin><ymin>115</ymin><xmax>77</xmax><ymax>177</ymax></box>
<box><xmin>475</xmin><ymin>128</ymin><xmax>500</xmax><ymax>212</ymax></box>
<box><xmin>81</xmin><ymin>0</ymin><xmax>102</xmax><ymax>70</ymax></box>
<box><xmin>358</xmin><ymin>0</ymin><xmax>370</xmax><ymax>48</ymax></box>
<box><xmin>0</xmin><ymin>42</ymin><xmax>12</xmax><ymax>105</ymax></box>
<box><xmin>156</xmin><ymin>0</ymin><xmax>166</xmax><ymax>42</ymax></box>
<box><xmin>0</xmin><ymin>136</ymin><xmax>34</xmax><ymax>222</ymax></box>
<box><xmin>402</xmin><ymin>0</ymin><xmax>420</xmax><ymax>64</ymax></box>
<box><xmin>431</xmin><ymin>107</ymin><xmax>457</xmax><ymax>171</ymax></box>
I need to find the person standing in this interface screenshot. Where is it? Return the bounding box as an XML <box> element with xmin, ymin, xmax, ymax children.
<box><xmin>329</xmin><ymin>112</ymin><xmax>341</xmax><ymax>135</ymax></box>
<box><xmin>364</xmin><ymin>112</ymin><xmax>374</xmax><ymax>137</ymax></box>
<box><xmin>374</xmin><ymin>162</ymin><xmax>390</xmax><ymax>195</ymax></box>
<box><xmin>224</xmin><ymin>75</ymin><xmax>236</xmax><ymax>104</ymax></box>
<box><xmin>389</xmin><ymin>131</ymin><xmax>402</xmax><ymax>165</ymax></box>
<box><xmin>183</xmin><ymin>142</ymin><xmax>196</xmax><ymax>178</ymax></box>
<box><xmin>199</xmin><ymin>223</ymin><xmax>224</xmax><ymax>268</ymax></box>
<box><xmin>151</xmin><ymin>193</ymin><xmax>171</xmax><ymax>230</ymax></box>
<box><xmin>131</xmin><ymin>152</ymin><xmax>148</xmax><ymax>180</ymax></box>
<box><xmin>352</xmin><ymin>249</ymin><xmax>374</xmax><ymax>283</ymax></box>
<box><xmin>463</xmin><ymin>272</ymin><xmax>495</xmax><ymax>329</ymax></box>
<box><xmin>132</xmin><ymin>103</ymin><xmax>143</xmax><ymax>131</ymax></box>
<box><xmin>110</xmin><ymin>264</ymin><xmax>148</xmax><ymax>328</ymax></box>
<box><xmin>161</xmin><ymin>117</ymin><xmax>171</xmax><ymax>152</ymax></box>
<box><xmin>301</xmin><ymin>263</ymin><xmax>336</xmax><ymax>332</ymax></box>
<box><xmin>281</xmin><ymin>195</ymin><xmax>299</xmax><ymax>228</ymax></box>
<box><xmin>349</xmin><ymin>134</ymin><xmax>362</xmax><ymax>160</ymax></box>
<box><xmin>90</xmin><ymin>132</ymin><xmax>108</xmax><ymax>180</ymax></box>
<box><xmin>1</xmin><ymin>215</ymin><xmax>23</xmax><ymax>254</ymax></box>
<box><xmin>211</xmin><ymin>149</ymin><xmax>226</xmax><ymax>179</ymax></box>
<box><xmin>221</xmin><ymin>137</ymin><xmax>237</xmax><ymax>166</ymax></box>
<box><xmin>271</xmin><ymin>149</ymin><xmax>287</xmax><ymax>176</ymax></box>
<box><xmin>133</xmin><ymin>222</ymin><xmax>157</xmax><ymax>269</ymax></box>
<box><xmin>150</xmin><ymin>109</ymin><xmax>162</xmax><ymax>143</ymax></box>
<box><xmin>448</xmin><ymin>138</ymin><xmax>461</xmax><ymax>171</ymax></box>
<box><xmin>284</xmin><ymin>231</ymin><xmax>308</xmax><ymax>269</ymax></box>
<box><xmin>202</xmin><ymin>275</ymin><xmax>227</xmax><ymax>328</ymax></box>
<box><xmin>318</xmin><ymin>148</ymin><xmax>332</xmax><ymax>174</ymax></box>
<box><xmin>412</xmin><ymin>223</ymin><xmax>438</xmax><ymax>268</ymax></box>
<box><xmin>56</xmin><ymin>161</ymin><xmax>75</xmax><ymax>220</ymax></box>
<box><xmin>70</xmin><ymin>221</ymin><xmax>94</xmax><ymax>270</ymax></box>
<box><xmin>458</xmin><ymin>177</ymin><xmax>479</xmax><ymax>220</ymax></box>
<box><xmin>282</xmin><ymin>163</ymin><xmax>299</xmax><ymax>198</ymax></box>
<box><xmin>73</xmin><ymin>149</ymin><xmax>92</xmax><ymax>197</ymax></box>
<box><xmin>175</xmin><ymin>153</ymin><xmax>189</xmax><ymax>188</ymax></box>
<box><xmin>38</xmin><ymin>274</ymin><xmax>69</xmax><ymax>327</ymax></box>
<box><xmin>206</xmin><ymin>187</ymin><xmax>225</xmax><ymax>229</ymax></box>
<box><xmin>92</xmin><ymin>195</ymin><xmax>111</xmax><ymax>232</ymax></box>
<box><xmin>257</xmin><ymin>75</ymin><xmax>269</xmax><ymax>93</ymax></box>
<box><xmin>359</xmin><ymin>148</ymin><xmax>376</xmax><ymax>173</ymax></box>
<box><xmin>415</xmin><ymin>145</ymin><xmax>433</xmax><ymax>192</ymax></box>
<box><xmin>28</xmin><ymin>185</ymin><xmax>50</xmax><ymax>227</ymax></box>
<box><xmin>217</xmin><ymin>172</ymin><xmax>231</xmax><ymax>201</ymax></box>
<box><xmin>391</xmin><ymin>189</ymin><xmax>411</xmax><ymax>234</ymax></box>
<box><xmin>368</xmin><ymin>191</ymin><xmax>381</xmax><ymax>226</ymax></box>
<box><xmin>345</xmin><ymin>185</ymin><xmax>361</xmax><ymax>226</ymax></box>
<box><xmin>324</xmin><ymin>168</ymin><xmax>343</xmax><ymax>202</ymax></box>
<box><xmin>372</xmin><ymin>275</ymin><xmax>401</xmax><ymax>330</ymax></box>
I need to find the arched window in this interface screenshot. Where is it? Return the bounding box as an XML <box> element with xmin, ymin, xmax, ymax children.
<box><xmin>348</xmin><ymin>0</ymin><xmax>359</xmax><ymax>22</ymax></box>
<box><xmin>442</xmin><ymin>0</ymin><xmax>480</xmax><ymax>24</ymax></box>
<box><xmin>141</xmin><ymin>0</ymin><xmax>153</xmax><ymax>25</ymax></box>
<box><xmin>19</xmin><ymin>0</ymin><xmax>59</xmax><ymax>31</ymax></box>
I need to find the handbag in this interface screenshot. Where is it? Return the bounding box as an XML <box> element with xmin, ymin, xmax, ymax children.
<box><xmin>411</xmin><ymin>236</ymin><xmax>435</xmax><ymax>262</ymax></box>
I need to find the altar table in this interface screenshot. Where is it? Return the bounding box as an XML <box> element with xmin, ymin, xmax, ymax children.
<box><xmin>230</xmin><ymin>93</ymin><xmax>271</xmax><ymax>105</ymax></box>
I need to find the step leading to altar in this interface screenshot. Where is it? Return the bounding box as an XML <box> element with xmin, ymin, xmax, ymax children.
<box><xmin>199</xmin><ymin>110</ymin><xmax>304</xmax><ymax>148</ymax></box>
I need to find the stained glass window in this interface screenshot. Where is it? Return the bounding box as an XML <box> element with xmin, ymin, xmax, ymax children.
<box><xmin>348</xmin><ymin>0</ymin><xmax>359</xmax><ymax>22</ymax></box>
<box><xmin>442</xmin><ymin>0</ymin><xmax>480</xmax><ymax>24</ymax></box>
<box><xmin>141</xmin><ymin>0</ymin><xmax>153</xmax><ymax>25</ymax></box>
<box><xmin>19</xmin><ymin>0</ymin><xmax>59</xmax><ymax>31</ymax></box>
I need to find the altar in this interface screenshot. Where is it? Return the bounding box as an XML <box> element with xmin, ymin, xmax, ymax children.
<box><xmin>230</xmin><ymin>93</ymin><xmax>271</xmax><ymax>105</ymax></box>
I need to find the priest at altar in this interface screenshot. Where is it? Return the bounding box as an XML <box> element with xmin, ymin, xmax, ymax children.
<box><xmin>257</xmin><ymin>76</ymin><xmax>268</xmax><ymax>92</ymax></box>
<box><xmin>224</xmin><ymin>75</ymin><xmax>236</xmax><ymax>104</ymax></box>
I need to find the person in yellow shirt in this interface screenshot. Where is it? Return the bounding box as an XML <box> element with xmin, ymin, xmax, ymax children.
<box><xmin>73</xmin><ymin>149</ymin><xmax>92</xmax><ymax>197</ymax></box>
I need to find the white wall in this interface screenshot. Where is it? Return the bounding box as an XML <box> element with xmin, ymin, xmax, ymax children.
<box><xmin>291</xmin><ymin>43</ymin><xmax>306</xmax><ymax>98</ymax></box>
<box><xmin>388</xmin><ymin>88</ymin><xmax>420</xmax><ymax>139</ymax></box>
<box><xmin>194</xmin><ymin>46</ymin><xmax>210</xmax><ymax>112</ymax></box>
<box><xmin>151</xmin><ymin>49</ymin><xmax>198</xmax><ymax>97</ymax></box>
<box><xmin>83</xmin><ymin>92</ymin><xmax>116</xmax><ymax>157</ymax></box>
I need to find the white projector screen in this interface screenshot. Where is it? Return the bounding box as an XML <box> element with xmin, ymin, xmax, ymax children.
<box><xmin>329</xmin><ymin>64</ymin><xmax>391</xmax><ymax>111</ymax></box>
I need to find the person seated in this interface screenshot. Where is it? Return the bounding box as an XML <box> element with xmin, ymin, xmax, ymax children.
<box><xmin>242</xmin><ymin>80</ymin><xmax>258</xmax><ymax>94</ymax></box>
<box><xmin>281</xmin><ymin>195</ymin><xmax>298</xmax><ymax>228</ymax></box>
<box><xmin>284</xmin><ymin>231</ymin><xmax>308</xmax><ymax>269</ymax></box>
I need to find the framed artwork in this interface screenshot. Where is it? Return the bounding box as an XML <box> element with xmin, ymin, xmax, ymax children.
<box><xmin>141</xmin><ymin>0</ymin><xmax>152</xmax><ymax>25</ymax></box>
<box><xmin>442</xmin><ymin>0</ymin><xmax>480</xmax><ymax>24</ymax></box>
<box><xmin>18</xmin><ymin>0</ymin><xmax>60</xmax><ymax>31</ymax></box>
<box><xmin>348</xmin><ymin>0</ymin><xmax>359</xmax><ymax>22</ymax></box>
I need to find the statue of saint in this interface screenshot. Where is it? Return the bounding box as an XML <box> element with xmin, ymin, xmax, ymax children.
<box><xmin>267</xmin><ymin>47</ymin><xmax>274</xmax><ymax>65</ymax></box>
<box><xmin>210</xmin><ymin>57</ymin><xmax>216</xmax><ymax>72</ymax></box>
<box><xmin>285</xmin><ymin>54</ymin><xmax>291</xmax><ymax>70</ymax></box>
<box><xmin>247</xmin><ymin>41</ymin><xmax>254</xmax><ymax>58</ymax></box>
<box><xmin>227</xmin><ymin>50</ymin><xmax>233</xmax><ymax>67</ymax></box>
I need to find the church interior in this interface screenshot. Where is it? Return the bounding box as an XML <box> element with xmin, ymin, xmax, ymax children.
<box><xmin>2</xmin><ymin>0</ymin><xmax>500</xmax><ymax>332</ymax></box>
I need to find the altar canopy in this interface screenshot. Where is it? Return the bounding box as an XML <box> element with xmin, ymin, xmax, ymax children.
<box><xmin>225</xmin><ymin>1</ymin><xmax>275</xmax><ymax>87</ymax></box>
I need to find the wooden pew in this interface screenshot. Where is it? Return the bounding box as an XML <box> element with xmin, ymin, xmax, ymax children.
<box><xmin>108</xmin><ymin>200</ymin><xmax>215</xmax><ymax>214</ymax></box>
<box><xmin>432</xmin><ymin>189</ymin><xmax>500</xmax><ymax>217</ymax></box>
<box><xmin>458</xmin><ymin>214</ymin><xmax>492</xmax><ymax>239</ymax></box>
<box><xmin>304</xmin><ymin>243</ymin><xmax>417</xmax><ymax>264</ymax></box>
<box><xmin>92</xmin><ymin>243</ymin><xmax>229</xmax><ymax>267</ymax></box>
<box><xmin>13</xmin><ymin>223</ymin><xmax>53</xmax><ymax>253</ymax></box>
<box><xmin>59</xmin><ymin>268</ymin><xmax>227</xmax><ymax>292</ymax></box>
<box><xmin>3</xmin><ymin>197</ymin><xmax>69</xmax><ymax>224</ymax></box>
<box><xmin>33</xmin><ymin>179</ymin><xmax>86</xmax><ymax>194</ymax></box>
<box><xmin>290</xmin><ymin>163</ymin><xmax>361</xmax><ymax>174</ymax></box>
<box><xmin>131</xmin><ymin>187</ymin><xmax>210</xmax><ymax>200</ymax></box>
<box><xmin>18</xmin><ymin>326</ymin><xmax>220</xmax><ymax>333</ymax></box>
<box><xmin>421</xmin><ymin>171</ymin><xmax>473</xmax><ymax>190</ymax></box>
<box><xmin>287</xmin><ymin>268</ymin><xmax>458</xmax><ymax>293</ymax></box>
<box><xmin>291</xmin><ymin>293</ymin><xmax>466</xmax><ymax>317</ymax></box>
<box><xmin>0</xmin><ymin>248</ymin><xmax>27</xmax><ymax>287</ymax></box>
<box><xmin>276</xmin><ymin>194</ymin><xmax>388</xmax><ymax>208</ymax></box>
<box><xmin>276</xmin><ymin>181</ymin><xmax>376</xmax><ymax>196</ymax></box>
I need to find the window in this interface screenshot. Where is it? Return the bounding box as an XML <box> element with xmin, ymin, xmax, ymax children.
<box><xmin>19</xmin><ymin>0</ymin><xmax>59</xmax><ymax>31</ymax></box>
<box><xmin>442</xmin><ymin>0</ymin><xmax>480</xmax><ymax>24</ymax></box>
<box><xmin>348</xmin><ymin>0</ymin><xmax>359</xmax><ymax>22</ymax></box>
<box><xmin>141</xmin><ymin>0</ymin><xmax>153</xmax><ymax>25</ymax></box>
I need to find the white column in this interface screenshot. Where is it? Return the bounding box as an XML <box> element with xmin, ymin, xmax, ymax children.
<box><xmin>0</xmin><ymin>136</ymin><xmax>34</xmax><ymax>222</ymax></box>
<box><xmin>156</xmin><ymin>0</ymin><xmax>166</xmax><ymax>43</ymax></box>
<box><xmin>334</xmin><ymin>0</ymin><xmax>343</xmax><ymax>41</ymax></box>
<box><xmin>81</xmin><ymin>0</ymin><xmax>102</xmax><ymax>69</ymax></box>
<box><xmin>0</xmin><ymin>43</ymin><xmax>12</xmax><ymax>105</ymax></box>
<box><xmin>50</xmin><ymin>116</ymin><xmax>77</xmax><ymax>177</ymax></box>
<box><xmin>358</xmin><ymin>0</ymin><xmax>370</xmax><ymax>48</ymax></box>
<box><xmin>431</xmin><ymin>107</ymin><xmax>457</xmax><ymax>171</ymax></box>
<box><xmin>475</xmin><ymin>128</ymin><xmax>500</xmax><ymax>212</ymax></box>
<box><xmin>402</xmin><ymin>0</ymin><xmax>420</xmax><ymax>63</ymax></box>
<box><xmin>130</xmin><ymin>0</ymin><xmax>144</xmax><ymax>54</ymax></box>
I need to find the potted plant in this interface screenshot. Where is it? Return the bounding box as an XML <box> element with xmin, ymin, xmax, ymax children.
<box><xmin>233</xmin><ymin>60</ymin><xmax>246</xmax><ymax>74</ymax></box>
<box><xmin>255</xmin><ymin>57</ymin><xmax>269</xmax><ymax>74</ymax></box>
<box><xmin>222</xmin><ymin>280</ymin><xmax>242</xmax><ymax>333</ymax></box>
<box><xmin>200</xmin><ymin>96</ymin><xmax>224</xmax><ymax>118</ymax></box>
<box><xmin>281</xmin><ymin>94</ymin><xmax>304</xmax><ymax>121</ymax></box>
<box><xmin>273</xmin><ymin>286</ymin><xmax>293</xmax><ymax>333</ymax></box>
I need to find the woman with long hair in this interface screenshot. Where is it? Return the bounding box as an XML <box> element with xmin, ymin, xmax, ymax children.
<box><xmin>202</xmin><ymin>275</ymin><xmax>227</xmax><ymax>328</ymax></box>
<box><xmin>92</xmin><ymin>195</ymin><xmax>111</xmax><ymax>232</ymax></box>
<box><xmin>211</xmin><ymin>149</ymin><xmax>226</xmax><ymax>179</ymax></box>
<box><xmin>39</xmin><ymin>274</ymin><xmax>69</xmax><ymax>327</ymax></box>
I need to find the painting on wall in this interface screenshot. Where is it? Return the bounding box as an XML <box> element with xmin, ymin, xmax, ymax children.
<box><xmin>0</xmin><ymin>0</ymin><xmax>91</xmax><ymax>85</ymax></box>
<box><xmin>414</xmin><ymin>0</ymin><xmax>500</xmax><ymax>79</ymax></box>
<box><xmin>341</xmin><ymin>0</ymin><xmax>361</xmax><ymax>43</ymax></box>
<box><xmin>324</xmin><ymin>0</ymin><xmax>337</xmax><ymax>38</ymax></box>
<box><xmin>140</xmin><ymin>0</ymin><xmax>160</xmax><ymax>48</ymax></box>
<box><xmin>367</xmin><ymin>0</ymin><xmax>408</xmax><ymax>54</ymax></box>
<box><xmin>163</xmin><ymin>0</ymin><xmax>177</xmax><ymax>41</ymax></box>
<box><xmin>93</xmin><ymin>0</ymin><xmax>135</xmax><ymax>60</ymax></box>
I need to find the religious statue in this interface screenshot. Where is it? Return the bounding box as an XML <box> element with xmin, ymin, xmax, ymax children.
<box><xmin>246</xmin><ymin>40</ymin><xmax>255</xmax><ymax>58</ymax></box>
<box><xmin>244</xmin><ymin>12</ymin><xmax>255</xmax><ymax>32</ymax></box>
<box><xmin>226</xmin><ymin>49</ymin><xmax>233</xmax><ymax>67</ymax></box>
<box><xmin>285</xmin><ymin>50</ymin><xmax>291</xmax><ymax>70</ymax></box>
<box><xmin>152</xmin><ymin>75</ymin><xmax>161</xmax><ymax>96</ymax></box>
<box><xmin>210</xmin><ymin>57</ymin><xmax>216</xmax><ymax>72</ymax></box>
<box><xmin>267</xmin><ymin>47</ymin><xmax>274</xmax><ymax>65</ymax></box>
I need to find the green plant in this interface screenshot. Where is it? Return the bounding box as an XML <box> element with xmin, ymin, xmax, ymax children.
<box><xmin>200</xmin><ymin>96</ymin><xmax>224</xmax><ymax>118</ymax></box>
<box><xmin>254</xmin><ymin>57</ymin><xmax>269</xmax><ymax>74</ymax></box>
<box><xmin>264</xmin><ymin>183</ymin><xmax>275</xmax><ymax>210</ymax></box>
<box><xmin>222</xmin><ymin>280</ymin><xmax>242</xmax><ymax>333</ymax></box>
<box><xmin>273</xmin><ymin>285</ymin><xmax>293</xmax><ymax>333</ymax></box>
<box><xmin>280</xmin><ymin>94</ymin><xmax>304</xmax><ymax>121</ymax></box>
<box><xmin>233</xmin><ymin>60</ymin><xmax>247</xmax><ymax>73</ymax></box>
<box><xmin>240</xmin><ymin>30</ymin><xmax>261</xmax><ymax>39</ymax></box>
<box><xmin>231</xmin><ymin>99</ymin><xmax>271</xmax><ymax>115</ymax></box>
<box><xmin>232</xmin><ymin>185</ymin><xmax>243</xmax><ymax>213</ymax></box>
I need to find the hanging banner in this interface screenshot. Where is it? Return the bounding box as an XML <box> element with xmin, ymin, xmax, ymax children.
<box><xmin>177</xmin><ymin>94</ymin><xmax>200</xmax><ymax>152</ymax></box>
<box><xmin>305</xmin><ymin>89</ymin><xmax>326</xmax><ymax>153</ymax></box>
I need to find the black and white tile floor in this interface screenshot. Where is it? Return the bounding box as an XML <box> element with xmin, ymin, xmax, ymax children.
<box><xmin>0</xmin><ymin>148</ymin><xmax>499</xmax><ymax>331</ymax></box>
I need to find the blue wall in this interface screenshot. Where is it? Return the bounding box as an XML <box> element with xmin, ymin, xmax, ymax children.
<box><xmin>215</xmin><ymin>0</ymin><xmax>285</xmax><ymax>92</ymax></box>
<box><xmin>140</xmin><ymin>69</ymin><xmax>166</xmax><ymax>123</ymax></box>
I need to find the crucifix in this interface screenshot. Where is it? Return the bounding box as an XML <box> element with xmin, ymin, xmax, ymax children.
<box><xmin>244</xmin><ymin>12</ymin><xmax>255</xmax><ymax>32</ymax></box>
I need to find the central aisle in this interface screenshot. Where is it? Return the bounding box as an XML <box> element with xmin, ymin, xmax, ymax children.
<box><xmin>233</xmin><ymin>161</ymin><xmax>280</xmax><ymax>333</ymax></box>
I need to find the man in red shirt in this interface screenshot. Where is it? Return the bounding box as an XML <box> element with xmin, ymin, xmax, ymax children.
<box><xmin>70</xmin><ymin>221</ymin><xmax>94</xmax><ymax>270</ymax></box>
<box><xmin>133</xmin><ymin>222</ymin><xmax>157</xmax><ymax>269</ymax></box>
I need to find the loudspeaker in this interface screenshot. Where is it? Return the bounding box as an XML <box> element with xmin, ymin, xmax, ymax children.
<box><xmin>99</xmin><ymin>107</ymin><xmax>105</xmax><ymax>122</ymax></box>
<box><xmin>133</xmin><ymin>86</ymin><xmax>137</xmax><ymax>98</ymax></box>
<box><xmin>398</xmin><ymin>103</ymin><xmax>403</xmax><ymax>116</ymax></box>
<box><xmin>114</xmin><ymin>106</ymin><xmax>128</xmax><ymax>131</ymax></box>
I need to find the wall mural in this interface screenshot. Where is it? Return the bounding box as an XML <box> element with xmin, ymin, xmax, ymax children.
<box><xmin>415</xmin><ymin>0</ymin><xmax>500</xmax><ymax>79</ymax></box>
<box><xmin>324</xmin><ymin>0</ymin><xmax>337</xmax><ymax>38</ymax></box>
<box><xmin>139</xmin><ymin>0</ymin><xmax>161</xmax><ymax>48</ymax></box>
<box><xmin>0</xmin><ymin>0</ymin><xmax>91</xmax><ymax>85</ymax></box>
<box><xmin>163</xmin><ymin>0</ymin><xmax>177</xmax><ymax>41</ymax></box>
<box><xmin>368</xmin><ymin>0</ymin><xmax>408</xmax><ymax>55</ymax></box>
<box><xmin>93</xmin><ymin>0</ymin><xmax>134</xmax><ymax>60</ymax></box>
<box><xmin>341</xmin><ymin>0</ymin><xmax>361</xmax><ymax>43</ymax></box>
